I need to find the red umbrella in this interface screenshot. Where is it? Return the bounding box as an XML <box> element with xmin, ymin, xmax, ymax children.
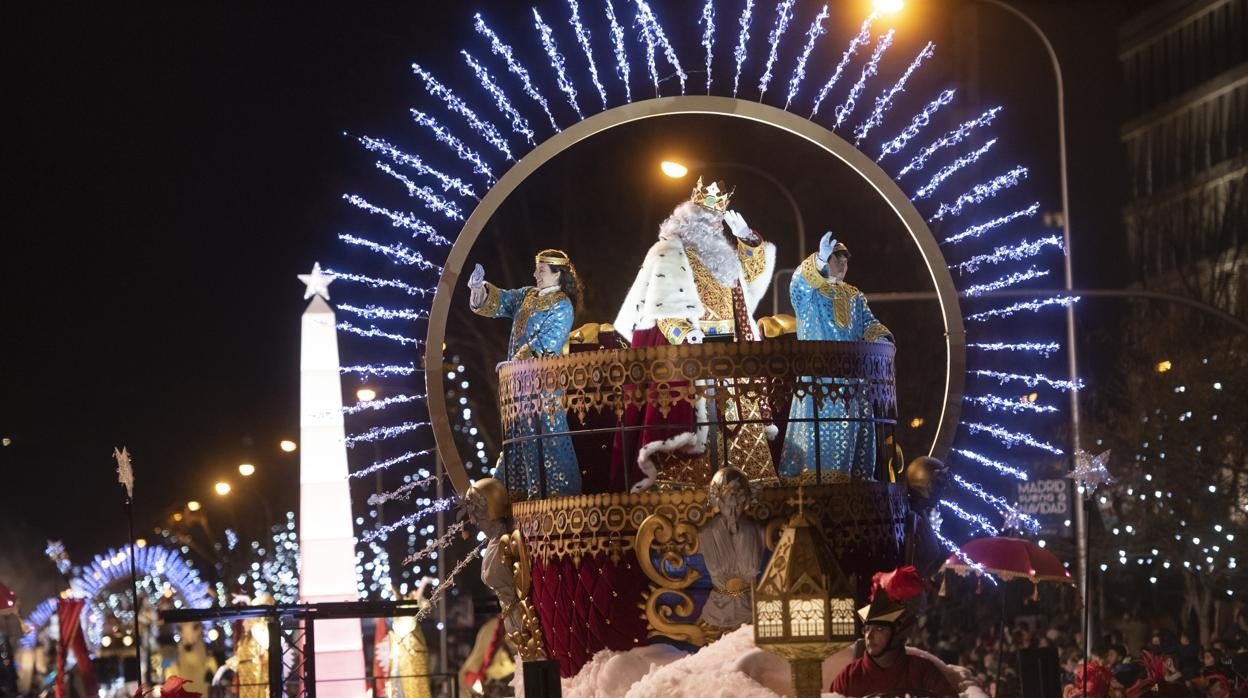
<box><xmin>0</xmin><ymin>582</ymin><xmax>17</xmax><ymax>616</ymax></box>
<box><xmin>940</xmin><ymin>536</ymin><xmax>1074</xmax><ymax>585</ymax></box>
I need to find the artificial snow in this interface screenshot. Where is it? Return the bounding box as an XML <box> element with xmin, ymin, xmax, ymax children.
<box><xmin>530</xmin><ymin>624</ymin><xmax>986</xmax><ymax>698</ymax></box>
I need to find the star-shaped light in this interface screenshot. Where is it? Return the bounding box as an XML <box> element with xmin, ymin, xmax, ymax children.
<box><xmin>114</xmin><ymin>446</ymin><xmax>134</xmax><ymax>499</ymax></box>
<box><xmin>298</xmin><ymin>262</ymin><xmax>335</xmax><ymax>300</ymax></box>
<box><xmin>1069</xmin><ymin>449</ymin><xmax>1113</xmax><ymax>499</ymax></box>
<box><xmin>1001</xmin><ymin>507</ymin><xmax>1024</xmax><ymax>532</ymax></box>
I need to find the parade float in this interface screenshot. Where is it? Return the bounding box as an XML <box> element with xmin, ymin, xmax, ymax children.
<box><xmin>325</xmin><ymin>1</ymin><xmax>1077</xmax><ymax>694</ymax></box>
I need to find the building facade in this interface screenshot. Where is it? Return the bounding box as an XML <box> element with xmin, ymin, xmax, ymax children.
<box><xmin>1120</xmin><ymin>0</ymin><xmax>1246</xmax><ymax>319</ymax></box>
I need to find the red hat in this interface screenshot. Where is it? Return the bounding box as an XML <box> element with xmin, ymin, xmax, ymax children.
<box><xmin>857</xmin><ymin>566</ymin><xmax>926</xmax><ymax>625</ymax></box>
<box><xmin>1072</xmin><ymin>661</ymin><xmax>1112</xmax><ymax>698</ymax></box>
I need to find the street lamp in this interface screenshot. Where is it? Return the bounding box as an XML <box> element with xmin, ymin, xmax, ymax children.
<box><xmin>187</xmin><ymin>500</ymin><xmax>201</xmax><ymax>512</ymax></box>
<box><xmin>873</xmin><ymin>0</ymin><xmax>904</xmax><ymax>12</ymax></box>
<box><xmin>238</xmin><ymin>463</ymin><xmax>256</xmax><ymax>477</ymax></box>
<box><xmin>214</xmin><ymin>481</ymin><xmax>231</xmax><ymax>496</ymax></box>
<box><xmin>279</xmin><ymin>439</ymin><xmax>298</xmax><ymax>453</ymax></box>
<box><xmin>356</xmin><ymin>387</ymin><xmax>377</xmax><ymax>402</ymax></box>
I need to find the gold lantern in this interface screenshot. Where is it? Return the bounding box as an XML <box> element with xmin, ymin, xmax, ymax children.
<box><xmin>753</xmin><ymin>490</ymin><xmax>857</xmax><ymax>698</ymax></box>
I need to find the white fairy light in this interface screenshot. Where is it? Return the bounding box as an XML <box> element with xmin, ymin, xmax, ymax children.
<box><xmin>952</xmin><ymin>235</ymin><xmax>1063</xmax><ymax>274</ymax></box>
<box><xmin>337</xmin><ymin>235</ymin><xmax>443</xmax><ymax>271</ymax></box>
<box><xmin>834</xmin><ymin>29</ymin><xmax>894</xmax><ymax>130</ymax></box>
<box><xmin>930</xmin><ymin>166</ymin><xmax>1028</xmax><ymax>221</ymax></box>
<box><xmin>942</xmin><ymin>203</ymin><xmax>1039</xmax><ymax>246</ymax></box>
<box><xmin>811</xmin><ymin>14</ymin><xmax>875</xmax><ymax>118</ymax></box>
<box><xmin>732</xmin><ymin>0</ymin><xmax>755</xmax><ymax>97</ymax></box>
<box><xmin>965</xmin><ymin>295</ymin><xmax>1080</xmax><ymax>323</ymax></box>
<box><xmin>784</xmin><ymin>4</ymin><xmax>829</xmax><ymax>110</ymax></box>
<box><xmin>962</xmin><ymin>268</ymin><xmax>1050</xmax><ymax>297</ymax></box>
<box><xmin>898</xmin><ymin>106</ymin><xmax>1003</xmax><ymax>177</ymax></box>
<box><xmin>461</xmin><ymin>51</ymin><xmax>536</xmax><ymax>145</ymax></box>
<box><xmin>963</xmin><ymin>422</ymin><xmax>1064</xmax><ymax>454</ymax></box>
<box><xmin>533</xmin><ymin>8</ymin><xmax>584</xmax><ymax>119</ymax></box>
<box><xmin>409</xmin><ymin>109</ymin><xmax>496</xmax><ymax>182</ymax></box>
<box><xmin>412</xmin><ymin>64</ymin><xmax>513</xmax><ymax>160</ymax></box>
<box><xmin>473</xmin><ymin>13</ymin><xmax>560</xmax><ymax>131</ymax></box>
<box><xmin>604</xmin><ymin>0</ymin><xmax>632</xmax><ymax>102</ymax></box>
<box><xmin>566</xmin><ymin>0</ymin><xmax>608</xmax><ymax>110</ymax></box>
<box><xmin>914</xmin><ymin>138</ymin><xmax>996</xmax><ymax>200</ymax></box>
<box><xmin>344</xmin><ymin>422</ymin><xmax>433</xmax><ymax>449</ymax></box>
<box><xmin>757</xmin><ymin>0</ymin><xmax>796</xmax><ymax>100</ymax></box>
<box><xmin>855</xmin><ymin>41</ymin><xmax>936</xmax><ymax>144</ymax></box>
<box><xmin>355</xmin><ymin>135</ymin><xmax>477</xmax><ymax>198</ymax></box>
<box><xmin>336</xmin><ymin>322</ymin><xmax>422</xmax><ymax>347</ymax></box>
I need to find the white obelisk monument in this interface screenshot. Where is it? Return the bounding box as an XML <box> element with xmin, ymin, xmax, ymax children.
<box><xmin>297</xmin><ymin>262</ymin><xmax>365</xmax><ymax>695</ymax></box>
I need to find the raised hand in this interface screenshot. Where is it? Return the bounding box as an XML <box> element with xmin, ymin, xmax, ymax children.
<box><xmin>723</xmin><ymin>210</ymin><xmax>751</xmax><ymax>239</ymax></box>
<box><xmin>467</xmin><ymin>263</ymin><xmax>485</xmax><ymax>289</ymax></box>
<box><xmin>818</xmin><ymin>231</ymin><xmax>836</xmax><ymax>268</ymax></box>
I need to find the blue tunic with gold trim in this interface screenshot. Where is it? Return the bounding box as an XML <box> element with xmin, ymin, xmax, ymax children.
<box><xmin>779</xmin><ymin>254</ymin><xmax>892</xmax><ymax>479</ymax></box>
<box><xmin>473</xmin><ymin>283</ymin><xmax>581</xmax><ymax>498</ymax></box>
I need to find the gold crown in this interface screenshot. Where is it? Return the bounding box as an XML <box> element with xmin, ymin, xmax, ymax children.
<box><xmin>690</xmin><ymin>176</ymin><xmax>734</xmax><ymax>213</ymax></box>
<box><xmin>535</xmin><ymin>248</ymin><xmax>571</xmax><ymax>266</ymax></box>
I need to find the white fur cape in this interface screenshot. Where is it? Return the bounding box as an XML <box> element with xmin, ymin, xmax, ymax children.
<box><xmin>613</xmin><ymin>236</ymin><xmax>776</xmax><ymax>342</ymax></box>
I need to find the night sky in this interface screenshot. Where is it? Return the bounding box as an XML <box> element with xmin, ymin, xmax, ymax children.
<box><xmin>2</xmin><ymin>1</ymin><xmax>1127</xmax><ymax>606</ymax></box>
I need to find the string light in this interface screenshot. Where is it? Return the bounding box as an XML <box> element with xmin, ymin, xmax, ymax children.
<box><xmin>322</xmin><ymin>270</ymin><xmax>436</xmax><ymax>297</ymax></box>
<box><xmin>966</xmin><ymin>394</ymin><xmax>1059</xmax><ymax>414</ymax></box>
<box><xmin>952</xmin><ymin>235</ymin><xmax>1062</xmax><ymax>274</ymax></box>
<box><xmin>967</xmin><ymin>342</ymin><xmax>1060</xmax><ymax>357</ymax></box>
<box><xmin>834</xmin><ymin>29</ymin><xmax>894</xmax><ymax>130</ymax></box>
<box><xmin>362</xmin><ymin>497</ymin><xmax>458</xmax><ymax>543</ymax></box>
<box><xmin>633</xmin><ymin>0</ymin><xmax>687</xmax><ymax>95</ymax></box>
<box><xmin>942</xmin><ymin>203</ymin><xmax>1040</xmax><ymax>246</ymax></box>
<box><xmin>350</xmin><ymin>188</ymin><xmax>457</xmax><ymax>242</ymax></box>
<box><xmin>971</xmin><ymin>370</ymin><xmax>1083</xmax><ymax>392</ymax></box>
<box><xmin>732</xmin><ymin>0</ymin><xmax>755</xmax><ymax>97</ymax></box>
<box><xmin>473</xmin><ymin>13</ymin><xmax>560</xmax><ymax>131</ymax></box>
<box><xmin>409</xmin><ymin>109</ymin><xmax>496</xmax><ymax>182</ymax></box>
<box><xmin>416</xmin><ymin>541</ymin><xmax>485</xmax><ymax>621</ymax></box>
<box><xmin>604</xmin><ymin>0</ymin><xmax>632</xmax><ymax>102</ymax></box>
<box><xmin>336</xmin><ymin>322</ymin><xmax>422</xmax><ymax>347</ymax></box>
<box><xmin>369</xmin><ymin>475</ymin><xmax>442</xmax><ymax>506</ymax></box>
<box><xmin>952</xmin><ymin>474</ymin><xmax>1041</xmax><ymax>532</ymax></box>
<box><xmin>342</xmin><ymin>394</ymin><xmax>426</xmax><ymax>416</ymax></box>
<box><xmin>784</xmin><ymin>4</ymin><xmax>829</xmax><ymax>110</ymax></box>
<box><xmin>403</xmin><ymin>522</ymin><xmax>467</xmax><ymax>565</ymax></box>
<box><xmin>931</xmin><ymin>520</ymin><xmax>997</xmax><ymax>583</ymax></box>
<box><xmin>355</xmin><ymin>135</ymin><xmax>477</xmax><ymax>199</ymax></box>
<box><xmin>952</xmin><ymin>449</ymin><xmax>1030</xmax><ymax>481</ymax></box>
<box><xmin>914</xmin><ymin>139</ymin><xmax>996</xmax><ymax>200</ymax></box>
<box><xmin>965</xmin><ymin>295</ymin><xmax>1080</xmax><ymax>322</ymax></box>
<box><xmin>337</xmin><ymin>234</ymin><xmax>444</xmax><ymax>271</ymax></box>
<box><xmin>940</xmin><ymin>499</ymin><xmax>1000</xmax><ymax>536</ymax></box>
<box><xmin>341</xmin><ymin>364</ymin><xmax>420</xmax><ymax>378</ymax></box>
<box><xmin>700</xmin><ymin>0</ymin><xmax>716</xmax><ymax>93</ymax></box>
<box><xmin>757</xmin><ymin>0</ymin><xmax>796</xmax><ymax>100</ymax></box>
<box><xmin>898</xmin><ymin>106</ymin><xmax>1003</xmax><ymax>177</ymax></box>
<box><xmin>963</xmin><ymin>422</ymin><xmax>1064</xmax><ymax>454</ymax></box>
<box><xmin>962</xmin><ymin>268</ymin><xmax>1049</xmax><ymax>297</ymax></box>
<box><xmin>350</xmin><ymin>449</ymin><xmax>436</xmax><ymax>479</ymax></box>
<box><xmin>855</xmin><ymin>41</ymin><xmax>936</xmax><ymax>145</ymax></box>
<box><xmin>461</xmin><ymin>51</ymin><xmax>536</xmax><ymax>145</ymax></box>
<box><xmin>411</xmin><ymin>64</ymin><xmax>513</xmax><ymax>160</ymax></box>
<box><xmin>337</xmin><ymin>304</ymin><xmax>430</xmax><ymax>322</ymax></box>
<box><xmin>347</xmin><ymin>192</ymin><xmax>459</xmax><ymax>239</ymax></box>
<box><xmin>344</xmin><ymin>421</ymin><xmax>432</xmax><ymax>448</ymax></box>
<box><xmin>811</xmin><ymin>14</ymin><xmax>875</xmax><ymax>118</ymax></box>
<box><xmin>930</xmin><ymin>165</ymin><xmax>1028</xmax><ymax>221</ymax></box>
<box><xmin>566</xmin><ymin>0</ymin><xmax>608</xmax><ymax>110</ymax></box>
<box><xmin>533</xmin><ymin>9</ymin><xmax>584</xmax><ymax>120</ymax></box>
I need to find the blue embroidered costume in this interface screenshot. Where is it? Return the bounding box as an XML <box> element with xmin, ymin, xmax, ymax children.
<box><xmin>472</xmin><ymin>281</ymin><xmax>581</xmax><ymax>498</ymax></box>
<box><xmin>779</xmin><ymin>252</ymin><xmax>892</xmax><ymax>479</ymax></box>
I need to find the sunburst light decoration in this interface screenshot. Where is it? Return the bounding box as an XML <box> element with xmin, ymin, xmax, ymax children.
<box><xmin>330</xmin><ymin>0</ymin><xmax>1077</xmax><ymax>590</ymax></box>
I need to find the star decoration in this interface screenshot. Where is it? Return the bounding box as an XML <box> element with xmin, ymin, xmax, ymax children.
<box><xmin>1001</xmin><ymin>507</ymin><xmax>1024</xmax><ymax>532</ymax></box>
<box><xmin>114</xmin><ymin>447</ymin><xmax>134</xmax><ymax>499</ymax></box>
<box><xmin>1069</xmin><ymin>449</ymin><xmax>1113</xmax><ymax>499</ymax></box>
<box><xmin>298</xmin><ymin>262</ymin><xmax>335</xmax><ymax>301</ymax></box>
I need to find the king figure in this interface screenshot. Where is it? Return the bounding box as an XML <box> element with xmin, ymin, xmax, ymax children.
<box><xmin>780</xmin><ymin>232</ymin><xmax>892</xmax><ymax>479</ymax></box>
<box><xmin>613</xmin><ymin>178</ymin><xmax>777</xmax><ymax>490</ymax></box>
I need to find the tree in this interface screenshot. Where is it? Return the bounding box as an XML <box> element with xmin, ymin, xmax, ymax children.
<box><xmin>1094</xmin><ymin>332</ymin><xmax>1247</xmax><ymax>644</ymax></box>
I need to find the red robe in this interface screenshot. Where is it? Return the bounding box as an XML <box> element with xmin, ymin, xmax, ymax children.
<box><xmin>830</xmin><ymin>652</ymin><xmax>957</xmax><ymax>697</ymax></box>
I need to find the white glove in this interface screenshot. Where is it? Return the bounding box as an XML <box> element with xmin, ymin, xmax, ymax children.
<box><xmin>684</xmin><ymin>328</ymin><xmax>706</xmax><ymax>344</ymax></box>
<box><xmin>467</xmin><ymin>263</ymin><xmax>485</xmax><ymax>290</ymax></box>
<box><xmin>723</xmin><ymin>210</ymin><xmax>750</xmax><ymax>240</ymax></box>
<box><xmin>817</xmin><ymin>231</ymin><xmax>836</xmax><ymax>270</ymax></box>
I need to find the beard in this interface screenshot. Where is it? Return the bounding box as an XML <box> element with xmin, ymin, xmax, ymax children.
<box><xmin>659</xmin><ymin>201</ymin><xmax>738</xmax><ymax>285</ymax></box>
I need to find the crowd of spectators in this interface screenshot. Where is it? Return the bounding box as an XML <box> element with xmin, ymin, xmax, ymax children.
<box><xmin>908</xmin><ymin>598</ymin><xmax>1248</xmax><ymax>697</ymax></box>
